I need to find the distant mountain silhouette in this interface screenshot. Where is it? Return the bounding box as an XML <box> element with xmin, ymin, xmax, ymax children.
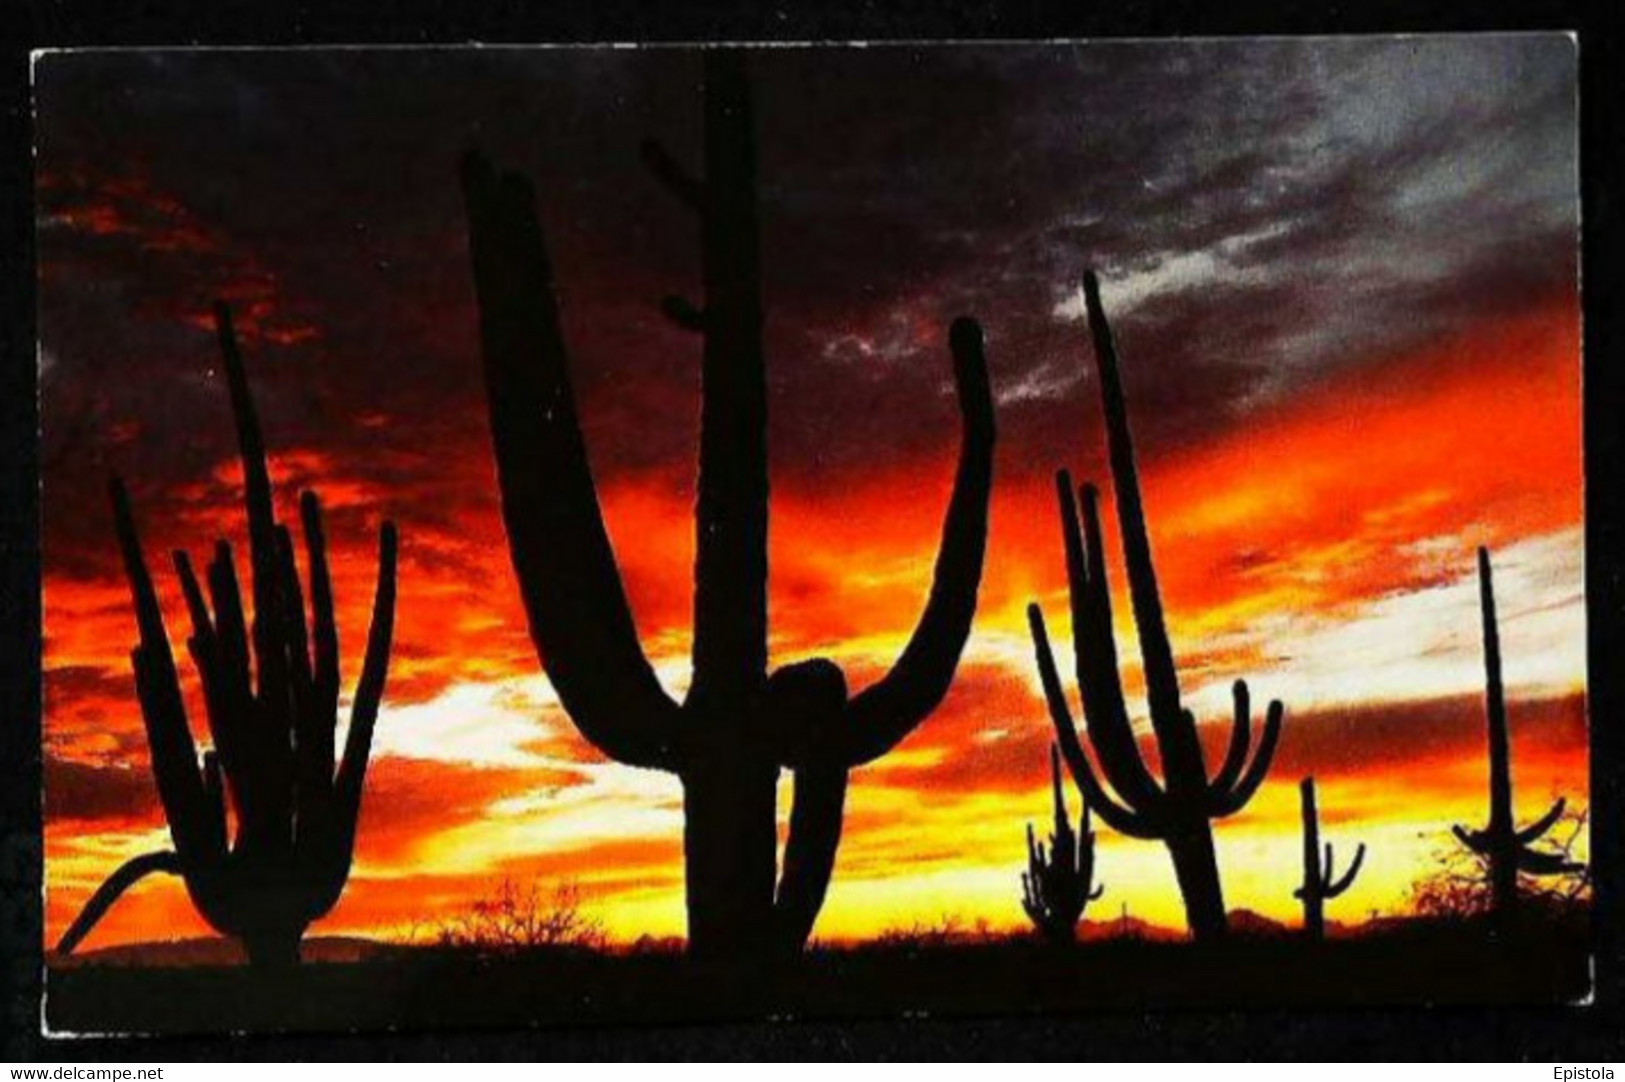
<box><xmin>1077</xmin><ymin>915</ymin><xmax>1182</xmax><ymax>943</ymax></box>
<box><xmin>44</xmin><ymin>912</ymin><xmax>1434</xmax><ymax>969</ymax></box>
<box><xmin>1226</xmin><ymin>909</ymin><xmax>1293</xmax><ymax>938</ymax></box>
<box><xmin>50</xmin><ymin>935</ymin><xmax>393</xmax><ymax>968</ymax></box>
<box><xmin>1077</xmin><ymin>910</ymin><xmax>1293</xmax><ymax>942</ymax></box>
<box><xmin>1346</xmin><ymin>914</ymin><xmax>1416</xmax><ymax>937</ymax></box>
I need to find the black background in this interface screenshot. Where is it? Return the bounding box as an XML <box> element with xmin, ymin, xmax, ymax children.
<box><xmin>3</xmin><ymin>0</ymin><xmax>1622</xmax><ymax>1061</ymax></box>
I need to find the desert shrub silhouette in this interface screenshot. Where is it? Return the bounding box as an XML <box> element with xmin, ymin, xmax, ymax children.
<box><xmin>1452</xmin><ymin>547</ymin><xmax>1582</xmax><ymax>932</ymax></box>
<box><xmin>56</xmin><ymin>303</ymin><xmax>398</xmax><ymax>967</ymax></box>
<box><xmin>1294</xmin><ymin>776</ymin><xmax>1365</xmax><ymax>940</ymax></box>
<box><xmin>428</xmin><ymin>879</ymin><xmax>605</xmax><ymax>955</ymax></box>
<box><xmin>1021</xmin><ymin>743</ymin><xmax>1103</xmax><ymax>943</ymax></box>
<box><xmin>1027</xmin><ymin>271</ymin><xmax>1283</xmax><ymax>942</ymax></box>
<box><xmin>458</xmin><ymin>50</ymin><xmax>995</xmax><ymax>959</ymax></box>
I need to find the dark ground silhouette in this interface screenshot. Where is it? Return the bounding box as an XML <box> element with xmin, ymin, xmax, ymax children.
<box><xmin>45</xmin><ymin>912</ymin><xmax>1591</xmax><ymax>1035</ymax></box>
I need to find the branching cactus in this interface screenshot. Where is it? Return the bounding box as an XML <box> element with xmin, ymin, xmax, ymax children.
<box><xmin>1022</xmin><ymin>743</ymin><xmax>1103</xmax><ymax>943</ymax></box>
<box><xmin>56</xmin><ymin>303</ymin><xmax>399</xmax><ymax>967</ymax></box>
<box><xmin>1294</xmin><ymin>776</ymin><xmax>1365</xmax><ymax>940</ymax></box>
<box><xmin>1027</xmin><ymin>270</ymin><xmax>1283</xmax><ymax>942</ymax></box>
<box><xmin>459</xmin><ymin>50</ymin><xmax>995</xmax><ymax>959</ymax></box>
<box><xmin>1453</xmin><ymin>547</ymin><xmax>1581</xmax><ymax>927</ymax></box>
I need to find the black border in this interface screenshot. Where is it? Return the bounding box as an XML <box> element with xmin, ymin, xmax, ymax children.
<box><xmin>3</xmin><ymin>0</ymin><xmax>1622</xmax><ymax>1061</ymax></box>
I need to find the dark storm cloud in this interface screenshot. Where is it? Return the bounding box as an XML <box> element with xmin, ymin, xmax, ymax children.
<box><xmin>763</xmin><ymin>38</ymin><xmax>1578</xmax><ymax>461</ymax></box>
<box><xmin>35</xmin><ymin>37</ymin><xmax>1577</xmax><ymax>571</ymax></box>
<box><xmin>44</xmin><ymin>756</ymin><xmax>157</xmax><ymax>822</ymax></box>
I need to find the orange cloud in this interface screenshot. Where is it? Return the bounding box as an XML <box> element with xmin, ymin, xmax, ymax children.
<box><xmin>42</xmin><ymin>292</ymin><xmax>1584</xmax><ymax>949</ymax></box>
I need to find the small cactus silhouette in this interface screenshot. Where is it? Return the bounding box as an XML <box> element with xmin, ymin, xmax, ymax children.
<box><xmin>1294</xmin><ymin>776</ymin><xmax>1365</xmax><ymax>940</ymax></box>
<box><xmin>1453</xmin><ymin>547</ymin><xmax>1581</xmax><ymax>928</ymax></box>
<box><xmin>56</xmin><ymin>303</ymin><xmax>399</xmax><ymax>966</ymax></box>
<box><xmin>459</xmin><ymin>50</ymin><xmax>994</xmax><ymax>959</ymax></box>
<box><xmin>1021</xmin><ymin>743</ymin><xmax>1103</xmax><ymax>943</ymax></box>
<box><xmin>1028</xmin><ymin>270</ymin><xmax>1284</xmax><ymax>941</ymax></box>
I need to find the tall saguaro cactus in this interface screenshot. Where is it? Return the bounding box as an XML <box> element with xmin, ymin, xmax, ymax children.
<box><xmin>57</xmin><ymin>303</ymin><xmax>399</xmax><ymax>966</ymax></box>
<box><xmin>460</xmin><ymin>50</ymin><xmax>995</xmax><ymax>959</ymax></box>
<box><xmin>1027</xmin><ymin>270</ymin><xmax>1283</xmax><ymax>942</ymax></box>
<box><xmin>1294</xmin><ymin>776</ymin><xmax>1365</xmax><ymax>940</ymax></box>
<box><xmin>1453</xmin><ymin>547</ymin><xmax>1580</xmax><ymax>926</ymax></box>
<box><xmin>1021</xmin><ymin>743</ymin><xmax>1103</xmax><ymax>943</ymax></box>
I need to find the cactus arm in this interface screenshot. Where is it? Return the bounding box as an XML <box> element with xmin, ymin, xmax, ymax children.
<box><xmin>171</xmin><ymin>550</ymin><xmax>246</xmax><ymax>773</ymax></box>
<box><xmin>1090</xmin><ymin>882</ymin><xmax>1105</xmax><ymax>901</ymax></box>
<box><xmin>332</xmin><ymin>522</ymin><xmax>398</xmax><ymax>825</ymax></box>
<box><xmin>300</xmin><ymin>492</ymin><xmax>342</xmax><ymax>728</ymax></box>
<box><xmin>1207</xmin><ymin>697</ymin><xmax>1284</xmax><ymax>817</ymax></box>
<box><xmin>273</xmin><ymin>525</ymin><xmax>314</xmax><ymax>698</ymax></box>
<box><xmin>290</xmin><ymin>493</ymin><xmax>342</xmax><ymax>861</ymax></box>
<box><xmin>203</xmin><ymin>538</ymin><xmax>266</xmax><ymax>829</ymax></box>
<box><xmin>1069</xmin><ymin>481</ymin><xmax>1121</xmax><ymax>681</ymax></box>
<box><xmin>1049</xmin><ymin>744</ymin><xmax>1067</xmax><ymax>829</ymax></box>
<box><xmin>459</xmin><ymin>152</ymin><xmax>681</xmax><ymax>770</ymax></box>
<box><xmin>215</xmin><ymin>303</ymin><xmax>297</xmax><ymax>722</ymax></box>
<box><xmin>1515</xmin><ymin>847</ymin><xmax>1584</xmax><ymax>875</ymax></box>
<box><xmin>110</xmin><ymin>478</ymin><xmax>214</xmax><ymax>860</ymax></box>
<box><xmin>772</xmin><ymin>762</ymin><xmax>848</xmax><ymax>952</ymax></box>
<box><xmin>1208</xmin><ymin>680</ymin><xmax>1255</xmax><ymax>797</ymax></box>
<box><xmin>1453</xmin><ymin>823</ymin><xmax>1490</xmax><ymax>853</ymax></box>
<box><xmin>840</xmin><ymin>318</ymin><xmax>995</xmax><ymax>765</ymax></box>
<box><xmin>1080</xmin><ymin>271</ymin><xmax>1182</xmax><ymax>723</ymax></box>
<box><xmin>1516</xmin><ymin>797</ymin><xmax>1567</xmax><ymax>844</ymax></box>
<box><xmin>1325</xmin><ymin>841</ymin><xmax>1365</xmax><ymax>897</ymax></box>
<box><xmin>1028</xmin><ymin>604</ymin><xmax>1163</xmax><ymax>839</ymax></box>
<box><xmin>55</xmin><ymin>850</ymin><xmax>184</xmax><ymax>956</ymax></box>
<box><xmin>204</xmin><ymin>541</ymin><xmax>252</xmax><ymax>720</ymax></box>
<box><xmin>172</xmin><ymin>550</ymin><xmax>214</xmax><ymax>640</ymax></box>
<box><xmin>272</xmin><ymin>524</ymin><xmax>324</xmax><ymax>813</ymax></box>
<box><xmin>221</xmin><ymin>306</ymin><xmax>301</xmax><ymax>844</ymax></box>
<box><xmin>294</xmin><ymin>521</ymin><xmax>399</xmax><ymax>920</ymax></box>
<box><xmin>1061</xmin><ymin>477</ymin><xmax>1163</xmax><ymax>808</ymax></box>
<box><xmin>1021</xmin><ymin>869</ymin><xmax>1044</xmax><ymax>926</ymax></box>
<box><xmin>285</xmin><ymin>501</ymin><xmax>335</xmax><ymax>842</ymax></box>
<box><xmin>761</xmin><ymin>658</ymin><xmax>849</xmax><ymax>950</ymax></box>
<box><xmin>213</xmin><ymin>303</ymin><xmax>275</xmax><ymax>573</ymax></box>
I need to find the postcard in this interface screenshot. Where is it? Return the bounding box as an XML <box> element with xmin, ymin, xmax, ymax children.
<box><xmin>32</xmin><ymin>37</ymin><xmax>1586</xmax><ymax>1035</ymax></box>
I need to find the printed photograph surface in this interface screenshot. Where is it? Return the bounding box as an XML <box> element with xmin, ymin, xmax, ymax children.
<box><xmin>34</xmin><ymin>37</ymin><xmax>1586</xmax><ymax>1034</ymax></box>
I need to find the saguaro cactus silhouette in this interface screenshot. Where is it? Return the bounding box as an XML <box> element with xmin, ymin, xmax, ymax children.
<box><xmin>1453</xmin><ymin>547</ymin><xmax>1581</xmax><ymax>926</ymax></box>
<box><xmin>459</xmin><ymin>50</ymin><xmax>995</xmax><ymax>958</ymax></box>
<box><xmin>1294</xmin><ymin>776</ymin><xmax>1365</xmax><ymax>940</ymax></box>
<box><xmin>56</xmin><ymin>303</ymin><xmax>399</xmax><ymax>966</ymax></box>
<box><xmin>1021</xmin><ymin>743</ymin><xmax>1103</xmax><ymax>943</ymax></box>
<box><xmin>1027</xmin><ymin>270</ymin><xmax>1283</xmax><ymax>942</ymax></box>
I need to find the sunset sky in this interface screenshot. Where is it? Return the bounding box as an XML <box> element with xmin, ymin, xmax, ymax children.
<box><xmin>35</xmin><ymin>37</ymin><xmax>1584</xmax><ymax>949</ymax></box>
